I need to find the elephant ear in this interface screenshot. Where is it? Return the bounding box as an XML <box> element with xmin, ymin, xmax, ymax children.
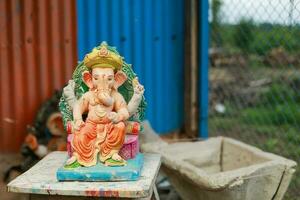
<box><xmin>82</xmin><ymin>71</ymin><xmax>94</xmax><ymax>89</ymax></box>
<box><xmin>114</xmin><ymin>71</ymin><xmax>127</xmax><ymax>89</ymax></box>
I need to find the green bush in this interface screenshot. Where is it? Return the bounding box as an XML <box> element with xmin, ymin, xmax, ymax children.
<box><xmin>251</xmin><ymin>25</ymin><xmax>300</xmax><ymax>55</ymax></box>
<box><xmin>217</xmin><ymin>23</ymin><xmax>300</xmax><ymax>56</ymax></box>
<box><xmin>233</xmin><ymin>19</ymin><xmax>254</xmax><ymax>53</ymax></box>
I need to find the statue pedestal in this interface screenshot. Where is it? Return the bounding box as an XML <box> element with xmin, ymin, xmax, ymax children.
<box><xmin>7</xmin><ymin>151</ymin><xmax>161</xmax><ymax>199</ymax></box>
<box><xmin>56</xmin><ymin>153</ymin><xmax>144</xmax><ymax>181</ymax></box>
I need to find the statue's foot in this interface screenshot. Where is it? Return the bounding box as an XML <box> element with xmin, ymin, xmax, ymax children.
<box><xmin>104</xmin><ymin>153</ymin><xmax>126</xmax><ymax>167</ymax></box>
<box><xmin>64</xmin><ymin>156</ymin><xmax>81</xmax><ymax>169</ymax></box>
<box><xmin>112</xmin><ymin>153</ymin><xmax>123</xmax><ymax>161</ymax></box>
<box><xmin>66</xmin><ymin>156</ymin><xmax>77</xmax><ymax>165</ymax></box>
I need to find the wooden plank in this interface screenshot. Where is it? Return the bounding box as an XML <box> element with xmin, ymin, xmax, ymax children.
<box><xmin>7</xmin><ymin>152</ymin><xmax>161</xmax><ymax>199</ymax></box>
<box><xmin>30</xmin><ymin>194</ymin><xmax>133</xmax><ymax>199</ymax></box>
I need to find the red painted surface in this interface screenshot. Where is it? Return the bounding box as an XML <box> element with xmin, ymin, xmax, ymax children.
<box><xmin>85</xmin><ymin>189</ymin><xmax>120</xmax><ymax>197</ymax></box>
<box><xmin>0</xmin><ymin>0</ymin><xmax>77</xmax><ymax>152</ymax></box>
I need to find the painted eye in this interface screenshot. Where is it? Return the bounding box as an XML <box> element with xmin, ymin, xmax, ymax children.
<box><xmin>93</xmin><ymin>77</ymin><xmax>98</xmax><ymax>80</ymax></box>
<box><xmin>108</xmin><ymin>77</ymin><xmax>113</xmax><ymax>81</ymax></box>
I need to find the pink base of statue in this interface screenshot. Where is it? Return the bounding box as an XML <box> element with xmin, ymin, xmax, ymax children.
<box><xmin>119</xmin><ymin>135</ymin><xmax>139</xmax><ymax>160</ymax></box>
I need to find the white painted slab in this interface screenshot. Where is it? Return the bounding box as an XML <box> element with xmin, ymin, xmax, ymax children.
<box><xmin>7</xmin><ymin>151</ymin><xmax>161</xmax><ymax>198</ymax></box>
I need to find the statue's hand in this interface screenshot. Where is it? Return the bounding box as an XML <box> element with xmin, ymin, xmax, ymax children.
<box><xmin>107</xmin><ymin>112</ymin><xmax>120</xmax><ymax>123</ymax></box>
<box><xmin>74</xmin><ymin>119</ymin><xmax>85</xmax><ymax>131</ymax></box>
<box><xmin>127</xmin><ymin>80</ymin><xmax>144</xmax><ymax>116</ymax></box>
<box><xmin>133</xmin><ymin>83</ymin><xmax>144</xmax><ymax>95</ymax></box>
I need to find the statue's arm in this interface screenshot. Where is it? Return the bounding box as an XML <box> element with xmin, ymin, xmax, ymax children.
<box><xmin>113</xmin><ymin>92</ymin><xmax>130</xmax><ymax>122</ymax></box>
<box><xmin>127</xmin><ymin>83</ymin><xmax>144</xmax><ymax>116</ymax></box>
<box><xmin>62</xmin><ymin>80</ymin><xmax>76</xmax><ymax>108</ymax></box>
<box><xmin>73</xmin><ymin>93</ymin><xmax>89</xmax><ymax>122</ymax></box>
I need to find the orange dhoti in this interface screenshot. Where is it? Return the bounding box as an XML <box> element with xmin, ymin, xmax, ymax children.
<box><xmin>71</xmin><ymin>119</ymin><xmax>126</xmax><ymax>167</ymax></box>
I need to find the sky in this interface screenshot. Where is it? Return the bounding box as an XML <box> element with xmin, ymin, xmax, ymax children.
<box><xmin>210</xmin><ymin>0</ymin><xmax>300</xmax><ymax>25</ymax></box>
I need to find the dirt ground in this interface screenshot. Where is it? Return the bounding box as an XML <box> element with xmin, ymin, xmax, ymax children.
<box><xmin>0</xmin><ymin>154</ymin><xmax>29</xmax><ymax>200</ymax></box>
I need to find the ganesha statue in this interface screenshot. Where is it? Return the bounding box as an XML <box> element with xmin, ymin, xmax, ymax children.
<box><xmin>57</xmin><ymin>42</ymin><xmax>146</xmax><ymax>181</ymax></box>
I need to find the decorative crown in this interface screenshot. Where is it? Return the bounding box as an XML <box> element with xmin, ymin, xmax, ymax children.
<box><xmin>83</xmin><ymin>42</ymin><xmax>123</xmax><ymax>71</ymax></box>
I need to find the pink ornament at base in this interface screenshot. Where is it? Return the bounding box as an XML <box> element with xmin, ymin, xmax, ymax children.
<box><xmin>119</xmin><ymin>135</ymin><xmax>139</xmax><ymax>160</ymax></box>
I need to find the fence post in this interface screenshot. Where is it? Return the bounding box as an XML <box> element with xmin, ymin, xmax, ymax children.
<box><xmin>184</xmin><ymin>0</ymin><xmax>199</xmax><ymax>138</ymax></box>
<box><xmin>198</xmin><ymin>0</ymin><xmax>209</xmax><ymax>138</ymax></box>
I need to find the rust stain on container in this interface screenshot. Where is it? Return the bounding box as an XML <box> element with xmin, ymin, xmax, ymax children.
<box><xmin>0</xmin><ymin>0</ymin><xmax>77</xmax><ymax>152</ymax></box>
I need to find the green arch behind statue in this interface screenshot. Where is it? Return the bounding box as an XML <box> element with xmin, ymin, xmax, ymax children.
<box><xmin>59</xmin><ymin>43</ymin><xmax>147</xmax><ymax>129</ymax></box>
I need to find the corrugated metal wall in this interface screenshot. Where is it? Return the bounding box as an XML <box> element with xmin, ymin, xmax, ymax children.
<box><xmin>77</xmin><ymin>0</ymin><xmax>184</xmax><ymax>133</ymax></box>
<box><xmin>0</xmin><ymin>0</ymin><xmax>77</xmax><ymax>152</ymax></box>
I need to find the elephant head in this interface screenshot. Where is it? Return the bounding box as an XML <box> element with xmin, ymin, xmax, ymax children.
<box><xmin>82</xmin><ymin>68</ymin><xmax>127</xmax><ymax>106</ymax></box>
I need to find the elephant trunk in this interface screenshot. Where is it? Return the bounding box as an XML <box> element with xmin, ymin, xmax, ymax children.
<box><xmin>96</xmin><ymin>90</ymin><xmax>113</xmax><ymax>107</ymax></box>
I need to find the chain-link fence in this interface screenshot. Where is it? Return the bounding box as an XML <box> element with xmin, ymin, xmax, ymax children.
<box><xmin>209</xmin><ymin>0</ymin><xmax>300</xmax><ymax>199</ymax></box>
